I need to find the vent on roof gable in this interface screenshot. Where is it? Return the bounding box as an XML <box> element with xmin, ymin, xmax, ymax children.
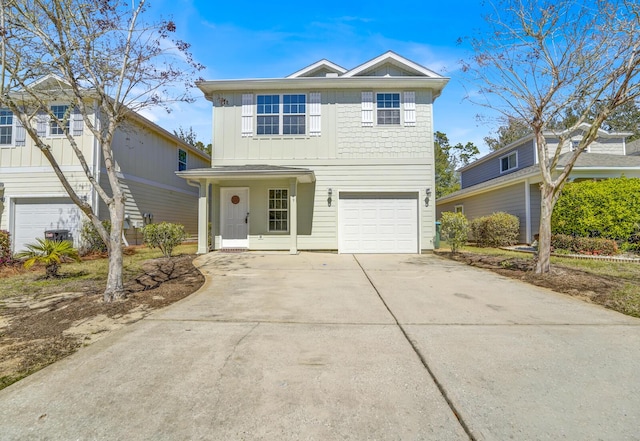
<box><xmin>326</xmin><ymin>72</ymin><xmax>339</xmax><ymax>77</ymax></box>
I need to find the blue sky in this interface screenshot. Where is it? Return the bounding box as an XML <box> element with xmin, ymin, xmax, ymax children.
<box><xmin>145</xmin><ymin>0</ymin><xmax>499</xmax><ymax>153</ymax></box>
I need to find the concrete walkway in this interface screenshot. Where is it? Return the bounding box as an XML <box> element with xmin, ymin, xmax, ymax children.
<box><xmin>0</xmin><ymin>252</ymin><xmax>639</xmax><ymax>440</ymax></box>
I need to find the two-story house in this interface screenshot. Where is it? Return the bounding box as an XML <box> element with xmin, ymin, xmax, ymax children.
<box><xmin>436</xmin><ymin>124</ymin><xmax>640</xmax><ymax>244</ymax></box>
<box><xmin>0</xmin><ymin>76</ymin><xmax>210</xmax><ymax>253</ymax></box>
<box><xmin>177</xmin><ymin>51</ymin><xmax>449</xmax><ymax>254</ymax></box>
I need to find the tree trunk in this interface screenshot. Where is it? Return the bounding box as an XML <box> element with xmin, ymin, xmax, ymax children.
<box><xmin>535</xmin><ymin>184</ymin><xmax>555</xmax><ymax>274</ymax></box>
<box><xmin>103</xmin><ymin>197</ymin><xmax>126</xmax><ymax>302</ymax></box>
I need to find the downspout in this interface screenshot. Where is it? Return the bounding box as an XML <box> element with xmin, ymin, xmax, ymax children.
<box><xmin>524</xmin><ymin>179</ymin><xmax>531</xmax><ymax>244</ymax></box>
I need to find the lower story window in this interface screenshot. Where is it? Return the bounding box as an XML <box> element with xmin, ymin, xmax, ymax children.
<box><xmin>268</xmin><ymin>189</ymin><xmax>288</xmax><ymax>232</ymax></box>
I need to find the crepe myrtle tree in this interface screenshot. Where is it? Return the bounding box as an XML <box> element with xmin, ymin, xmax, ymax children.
<box><xmin>0</xmin><ymin>0</ymin><xmax>204</xmax><ymax>301</ymax></box>
<box><xmin>462</xmin><ymin>0</ymin><xmax>640</xmax><ymax>273</ymax></box>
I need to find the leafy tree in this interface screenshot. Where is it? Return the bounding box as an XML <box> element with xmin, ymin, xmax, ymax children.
<box><xmin>15</xmin><ymin>238</ymin><xmax>80</xmax><ymax>278</ymax></box>
<box><xmin>551</xmin><ymin>177</ymin><xmax>640</xmax><ymax>241</ymax></box>
<box><xmin>463</xmin><ymin>0</ymin><xmax>640</xmax><ymax>273</ymax></box>
<box><xmin>440</xmin><ymin>212</ymin><xmax>469</xmax><ymax>253</ymax></box>
<box><xmin>0</xmin><ymin>0</ymin><xmax>203</xmax><ymax>301</ymax></box>
<box><xmin>435</xmin><ymin>131</ymin><xmax>479</xmax><ymax>198</ymax></box>
<box><xmin>484</xmin><ymin>117</ymin><xmax>531</xmax><ymax>151</ymax></box>
<box><xmin>174</xmin><ymin>126</ymin><xmax>212</xmax><ymax>156</ymax></box>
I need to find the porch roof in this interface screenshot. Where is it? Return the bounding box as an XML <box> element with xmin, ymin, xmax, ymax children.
<box><xmin>177</xmin><ymin>165</ymin><xmax>315</xmax><ymax>184</ymax></box>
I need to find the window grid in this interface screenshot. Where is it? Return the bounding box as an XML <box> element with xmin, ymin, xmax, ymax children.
<box><xmin>268</xmin><ymin>189</ymin><xmax>288</xmax><ymax>232</ymax></box>
<box><xmin>257</xmin><ymin>94</ymin><xmax>306</xmax><ymax>135</ymax></box>
<box><xmin>500</xmin><ymin>152</ymin><xmax>517</xmax><ymax>173</ymax></box>
<box><xmin>0</xmin><ymin>109</ymin><xmax>12</xmax><ymax>145</ymax></box>
<box><xmin>257</xmin><ymin>95</ymin><xmax>280</xmax><ymax>135</ymax></box>
<box><xmin>50</xmin><ymin>105</ymin><xmax>69</xmax><ymax>136</ymax></box>
<box><xmin>178</xmin><ymin>149</ymin><xmax>187</xmax><ymax>171</ymax></box>
<box><xmin>376</xmin><ymin>93</ymin><xmax>400</xmax><ymax>125</ymax></box>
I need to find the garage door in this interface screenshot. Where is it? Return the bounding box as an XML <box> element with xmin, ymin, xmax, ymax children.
<box><xmin>13</xmin><ymin>198</ymin><xmax>82</xmax><ymax>253</ymax></box>
<box><xmin>338</xmin><ymin>192</ymin><xmax>418</xmax><ymax>253</ymax></box>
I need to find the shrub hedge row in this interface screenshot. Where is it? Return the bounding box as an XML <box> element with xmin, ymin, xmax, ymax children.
<box><xmin>551</xmin><ymin>234</ymin><xmax>618</xmax><ymax>256</ymax></box>
<box><xmin>470</xmin><ymin>212</ymin><xmax>520</xmax><ymax>247</ymax></box>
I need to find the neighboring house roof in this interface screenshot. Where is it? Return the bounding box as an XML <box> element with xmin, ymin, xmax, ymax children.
<box><xmin>459</xmin><ymin>123</ymin><xmax>633</xmax><ymax>172</ymax></box>
<box><xmin>177</xmin><ymin>165</ymin><xmax>315</xmax><ymax>183</ymax></box>
<box><xmin>197</xmin><ymin>51</ymin><xmax>449</xmax><ymax>99</ymax></box>
<box><xmin>438</xmin><ymin>152</ymin><xmax>640</xmax><ymax>203</ymax></box>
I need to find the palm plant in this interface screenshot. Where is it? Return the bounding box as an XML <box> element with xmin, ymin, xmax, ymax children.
<box><xmin>15</xmin><ymin>238</ymin><xmax>81</xmax><ymax>278</ymax></box>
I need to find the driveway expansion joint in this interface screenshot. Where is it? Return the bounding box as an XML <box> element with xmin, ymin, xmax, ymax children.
<box><xmin>353</xmin><ymin>254</ymin><xmax>477</xmax><ymax>441</ymax></box>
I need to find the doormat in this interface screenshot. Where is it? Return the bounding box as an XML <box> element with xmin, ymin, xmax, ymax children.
<box><xmin>219</xmin><ymin>248</ymin><xmax>248</xmax><ymax>253</ymax></box>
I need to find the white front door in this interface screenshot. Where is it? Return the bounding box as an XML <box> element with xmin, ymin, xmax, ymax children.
<box><xmin>221</xmin><ymin>188</ymin><xmax>249</xmax><ymax>248</ymax></box>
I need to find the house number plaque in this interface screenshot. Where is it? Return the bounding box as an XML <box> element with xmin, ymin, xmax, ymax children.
<box><xmin>231</xmin><ymin>195</ymin><xmax>240</xmax><ymax>205</ymax></box>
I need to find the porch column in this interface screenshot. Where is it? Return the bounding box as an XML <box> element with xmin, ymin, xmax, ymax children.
<box><xmin>197</xmin><ymin>181</ymin><xmax>209</xmax><ymax>254</ymax></box>
<box><xmin>289</xmin><ymin>178</ymin><xmax>298</xmax><ymax>254</ymax></box>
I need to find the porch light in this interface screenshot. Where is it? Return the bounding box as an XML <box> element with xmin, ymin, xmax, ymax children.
<box><xmin>327</xmin><ymin>188</ymin><xmax>333</xmax><ymax>207</ymax></box>
<box><xmin>424</xmin><ymin>188</ymin><xmax>432</xmax><ymax>207</ymax></box>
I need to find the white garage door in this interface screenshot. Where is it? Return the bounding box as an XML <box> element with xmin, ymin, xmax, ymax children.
<box><xmin>338</xmin><ymin>192</ymin><xmax>418</xmax><ymax>253</ymax></box>
<box><xmin>13</xmin><ymin>198</ymin><xmax>82</xmax><ymax>253</ymax></box>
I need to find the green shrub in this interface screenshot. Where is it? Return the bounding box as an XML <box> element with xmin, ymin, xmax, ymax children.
<box><xmin>80</xmin><ymin>219</ymin><xmax>111</xmax><ymax>254</ymax></box>
<box><xmin>551</xmin><ymin>234</ymin><xmax>618</xmax><ymax>256</ymax></box>
<box><xmin>440</xmin><ymin>212</ymin><xmax>469</xmax><ymax>253</ymax></box>
<box><xmin>470</xmin><ymin>212</ymin><xmax>520</xmax><ymax>247</ymax></box>
<box><xmin>0</xmin><ymin>230</ymin><xmax>11</xmax><ymax>265</ymax></box>
<box><xmin>552</xmin><ymin>177</ymin><xmax>640</xmax><ymax>241</ymax></box>
<box><xmin>142</xmin><ymin>222</ymin><xmax>187</xmax><ymax>257</ymax></box>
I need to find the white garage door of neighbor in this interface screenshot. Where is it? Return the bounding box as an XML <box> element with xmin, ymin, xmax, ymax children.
<box><xmin>339</xmin><ymin>193</ymin><xmax>419</xmax><ymax>253</ymax></box>
<box><xmin>13</xmin><ymin>198</ymin><xmax>82</xmax><ymax>253</ymax></box>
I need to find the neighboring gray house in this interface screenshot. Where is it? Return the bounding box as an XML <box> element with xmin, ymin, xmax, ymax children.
<box><xmin>178</xmin><ymin>51</ymin><xmax>449</xmax><ymax>254</ymax></box>
<box><xmin>437</xmin><ymin>124</ymin><xmax>640</xmax><ymax>244</ymax></box>
<box><xmin>627</xmin><ymin>138</ymin><xmax>640</xmax><ymax>156</ymax></box>
<box><xmin>0</xmin><ymin>76</ymin><xmax>210</xmax><ymax>252</ymax></box>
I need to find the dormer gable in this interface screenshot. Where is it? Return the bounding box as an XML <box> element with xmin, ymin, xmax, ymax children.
<box><xmin>342</xmin><ymin>51</ymin><xmax>443</xmax><ymax>78</ymax></box>
<box><xmin>287</xmin><ymin>59</ymin><xmax>347</xmax><ymax>78</ymax></box>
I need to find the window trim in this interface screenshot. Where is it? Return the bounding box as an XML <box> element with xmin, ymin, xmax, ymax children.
<box><xmin>49</xmin><ymin>104</ymin><xmax>70</xmax><ymax>137</ymax></box>
<box><xmin>0</xmin><ymin>108</ymin><xmax>14</xmax><ymax>147</ymax></box>
<box><xmin>267</xmin><ymin>188</ymin><xmax>289</xmax><ymax>233</ymax></box>
<box><xmin>454</xmin><ymin>205</ymin><xmax>464</xmax><ymax>214</ymax></box>
<box><xmin>178</xmin><ymin>148</ymin><xmax>187</xmax><ymax>171</ymax></box>
<box><xmin>256</xmin><ymin>93</ymin><xmax>307</xmax><ymax>136</ymax></box>
<box><xmin>375</xmin><ymin>92</ymin><xmax>401</xmax><ymax>126</ymax></box>
<box><xmin>499</xmin><ymin>151</ymin><xmax>518</xmax><ymax>173</ymax></box>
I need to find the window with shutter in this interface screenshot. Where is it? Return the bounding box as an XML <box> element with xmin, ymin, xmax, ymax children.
<box><xmin>309</xmin><ymin>92</ymin><xmax>321</xmax><ymax>136</ymax></box>
<box><xmin>404</xmin><ymin>91</ymin><xmax>416</xmax><ymax>126</ymax></box>
<box><xmin>0</xmin><ymin>109</ymin><xmax>13</xmax><ymax>146</ymax></box>
<box><xmin>72</xmin><ymin>107</ymin><xmax>84</xmax><ymax>136</ymax></box>
<box><xmin>241</xmin><ymin>94</ymin><xmax>253</xmax><ymax>137</ymax></box>
<box><xmin>361</xmin><ymin>92</ymin><xmax>373</xmax><ymax>127</ymax></box>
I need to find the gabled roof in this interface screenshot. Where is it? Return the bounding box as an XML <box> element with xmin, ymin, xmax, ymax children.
<box><xmin>459</xmin><ymin>124</ymin><xmax>633</xmax><ymax>172</ymax></box>
<box><xmin>341</xmin><ymin>51</ymin><xmax>443</xmax><ymax>78</ymax></box>
<box><xmin>438</xmin><ymin>152</ymin><xmax>640</xmax><ymax>203</ymax></box>
<box><xmin>287</xmin><ymin>59</ymin><xmax>347</xmax><ymax>78</ymax></box>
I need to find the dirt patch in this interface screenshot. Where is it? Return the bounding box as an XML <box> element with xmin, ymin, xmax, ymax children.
<box><xmin>437</xmin><ymin>250</ymin><xmax>631</xmax><ymax>311</ymax></box>
<box><xmin>0</xmin><ymin>254</ymin><xmax>204</xmax><ymax>390</ymax></box>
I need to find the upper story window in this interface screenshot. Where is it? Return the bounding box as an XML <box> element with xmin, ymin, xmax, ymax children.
<box><xmin>500</xmin><ymin>151</ymin><xmax>518</xmax><ymax>173</ymax></box>
<box><xmin>50</xmin><ymin>105</ymin><xmax>70</xmax><ymax>136</ymax></box>
<box><xmin>0</xmin><ymin>109</ymin><xmax>13</xmax><ymax>145</ymax></box>
<box><xmin>178</xmin><ymin>148</ymin><xmax>187</xmax><ymax>171</ymax></box>
<box><xmin>256</xmin><ymin>94</ymin><xmax>306</xmax><ymax>135</ymax></box>
<box><xmin>376</xmin><ymin>93</ymin><xmax>400</xmax><ymax>125</ymax></box>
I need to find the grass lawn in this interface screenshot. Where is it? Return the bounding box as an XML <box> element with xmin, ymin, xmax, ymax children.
<box><xmin>0</xmin><ymin>243</ymin><xmax>198</xmax><ymax>300</ymax></box>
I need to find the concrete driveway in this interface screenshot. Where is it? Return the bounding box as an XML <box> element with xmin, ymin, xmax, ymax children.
<box><xmin>0</xmin><ymin>252</ymin><xmax>639</xmax><ymax>440</ymax></box>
